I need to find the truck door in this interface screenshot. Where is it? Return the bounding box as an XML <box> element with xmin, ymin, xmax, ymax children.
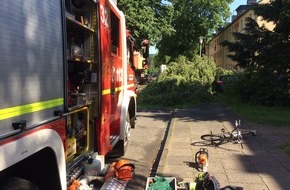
<box><xmin>109</xmin><ymin>7</ymin><xmax>122</xmax><ymax>133</ymax></box>
<box><xmin>97</xmin><ymin>0</ymin><xmax>124</xmax><ymax>154</ymax></box>
<box><xmin>0</xmin><ymin>0</ymin><xmax>64</xmax><ymax>135</ymax></box>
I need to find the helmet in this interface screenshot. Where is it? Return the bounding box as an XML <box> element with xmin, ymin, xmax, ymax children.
<box><xmin>114</xmin><ymin>160</ymin><xmax>135</xmax><ymax>181</ymax></box>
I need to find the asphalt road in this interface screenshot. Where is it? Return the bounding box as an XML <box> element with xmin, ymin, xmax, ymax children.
<box><xmin>121</xmin><ymin>108</ymin><xmax>173</xmax><ymax>190</ymax></box>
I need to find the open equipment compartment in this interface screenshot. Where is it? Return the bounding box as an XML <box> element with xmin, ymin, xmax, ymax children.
<box><xmin>65</xmin><ymin>0</ymin><xmax>99</xmax><ymax>112</ymax></box>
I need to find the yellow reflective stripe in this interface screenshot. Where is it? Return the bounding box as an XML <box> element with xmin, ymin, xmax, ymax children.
<box><xmin>127</xmin><ymin>83</ymin><xmax>135</xmax><ymax>88</ymax></box>
<box><xmin>102</xmin><ymin>84</ymin><xmax>135</xmax><ymax>95</ymax></box>
<box><xmin>0</xmin><ymin>98</ymin><xmax>63</xmax><ymax>120</ymax></box>
<box><xmin>102</xmin><ymin>89</ymin><xmax>111</xmax><ymax>95</ymax></box>
<box><xmin>115</xmin><ymin>86</ymin><xmax>123</xmax><ymax>91</ymax></box>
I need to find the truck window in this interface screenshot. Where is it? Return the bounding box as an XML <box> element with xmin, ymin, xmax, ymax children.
<box><xmin>110</xmin><ymin>10</ymin><xmax>120</xmax><ymax>55</ymax></box>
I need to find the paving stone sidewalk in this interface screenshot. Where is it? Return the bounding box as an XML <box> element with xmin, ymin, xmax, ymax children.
<box><xmin>157</xmin><ymin>103</ymin><xmax>290</xmax><ymax>190</ymax></box>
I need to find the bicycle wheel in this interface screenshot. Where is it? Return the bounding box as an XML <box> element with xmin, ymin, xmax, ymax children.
<box><xmin>240</xmin><ymin>129</ymin><xmax>256</xmax><ymax>136</ymax></box>
<box><xmin>200</xmin><ymin>134</ymin><xmax>221</xmax><ymax>142</ymax></box>
<box><xmin>232</xmin><ymin>128</ymin><xmax>256</xmax><ymax>136</ymax></box>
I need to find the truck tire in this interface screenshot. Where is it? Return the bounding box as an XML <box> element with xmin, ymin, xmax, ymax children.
<box><xmin>0</xmin><ymin>177</ymin><xmax>39</xmax><ymax>190</ymax></box>
<box><xmin>123</xmin><ymin>111</ymin><xmax>131</xmax><ymax>153</ymax></box>
<box><xmin>107</xmin><ymin>111</ymin><xmax>131</xmax><ymax>158</ymax></box>
<box><xmin>130</xmin><ymin>114</ymin><xmax>136</xmax><ymax>129</ymax></box>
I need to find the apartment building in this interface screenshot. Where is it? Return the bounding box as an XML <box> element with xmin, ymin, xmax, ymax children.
<box><xmin>206</xmin><ymin>0</ymin><xmax>273</xmax><ymax>71</ymax></box>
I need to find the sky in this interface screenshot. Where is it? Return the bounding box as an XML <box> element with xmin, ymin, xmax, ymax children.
<box><xmin>149</xmin><ymin>0</ymin><xmax>248</xmax><ymax>54</ymax></box>
<box><xmin>230</xmin><ymin>0</ymin><xmax>247</xmax><ymax>14</ymax></box>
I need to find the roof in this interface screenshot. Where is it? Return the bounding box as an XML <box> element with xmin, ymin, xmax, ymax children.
<box><xmin>208</xmin><ymin>5</ymin><xmax>254</xmax><ymax>43</ymax></box>
<box><xmin>236</xmin><ymin>5</ymin><xmax>252</xmax><ymax>15</ymax></box>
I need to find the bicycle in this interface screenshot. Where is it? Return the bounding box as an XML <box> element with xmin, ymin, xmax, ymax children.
<box><xmin>200</xmin><ymin>120</ymin><xmax>256</xmax><ymax>148</ymax></box>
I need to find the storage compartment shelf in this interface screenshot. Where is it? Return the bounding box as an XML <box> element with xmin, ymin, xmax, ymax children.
<box><xmin>65</xmin><ymin>107</ymin><xmax>89</xmax><ymax>161</ymax></box>
<box><xmin>67</xmin><ymin>102</ymin><xmax>94</xmax><ymax>112</ymax></box>
<box><xmin>67</xmin><ymin>57</ymin><xmax>95</xmax><ymax>63</ymax></box>
<box><xmin>66</xmin><ymin>13</ymin><xmax>95</xmax><ymax>33</ymax></box>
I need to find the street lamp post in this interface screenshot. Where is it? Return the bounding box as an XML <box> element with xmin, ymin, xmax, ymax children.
<box><xmin>199</xmin><ymin>36</ymin><xmax>204</xmax><ymax>57</ymax></box>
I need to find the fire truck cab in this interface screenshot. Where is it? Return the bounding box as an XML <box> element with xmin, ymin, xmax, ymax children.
<box><xmin>0</xmin><ymin>0</ymin><xmax>143</xmax><ymax>189</ymax></box>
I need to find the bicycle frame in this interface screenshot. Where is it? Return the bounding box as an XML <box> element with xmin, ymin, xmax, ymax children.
<box><xmin>200</xmin><ymin>120</ymin><xmax>256</xmax><ymax>149</ymax></box>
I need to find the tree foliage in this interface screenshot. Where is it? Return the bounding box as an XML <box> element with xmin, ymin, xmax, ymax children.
<box><xmin>221</xmin><ymin>0</ymin><xmax>290</xmax><ymax>106</ymax></box>
<box><xmin>137</xmin><ymin>56</ymin><xmax>217</xmax><ymax>107</ymax></box>
<box><xmin>118</xmin><ymin>0</ymin><xmax>174</xmax><ymax>47</ymax></box>
<box><xmin>156</xmin><ymin>0</ymin><xmax>233</xmax><ymax>61</ymax></box>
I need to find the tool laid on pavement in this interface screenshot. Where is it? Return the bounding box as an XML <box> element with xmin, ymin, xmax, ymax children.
<box><xmin>195</xmin><ymin>148</ymin><xmax>209</xmax><ymax>172</ymax></box>
<box><xmin>183</xmin><ymin>181</ymin><xmax>197</xmax><ymax>190</ymax></box>
<box><xmin>182</xmin><ymin>172</ymin><xmax>220</xmax><ymax>190</ymax></box>
<box><xmin>181</xmin><ymin>172</ymin><xmax>244</xmax><ymax>190</ymax></box>
<box><xmin>114</xmin><ymin>159</ymin><xmax>135</xmax><ymax>181</ymax></box>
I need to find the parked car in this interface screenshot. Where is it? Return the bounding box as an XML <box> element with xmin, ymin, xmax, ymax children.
<box><xmin>215</xmin><ymin>75</ymin><xmax>237</xmax><ymax>93</ymax></box>
<box><xmin>139</xmin><ymin>74</ymin><xmax>150</xmax><ymax>84</ymax></box>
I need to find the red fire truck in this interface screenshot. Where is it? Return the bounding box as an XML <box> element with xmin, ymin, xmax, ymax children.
<box><xmin>0</xmin><ymin>0</ymin><xmax>146</xmax><ymax>189</ymax></box>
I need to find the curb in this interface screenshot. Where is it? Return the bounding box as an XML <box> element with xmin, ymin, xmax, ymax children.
<box><xmin>154</xmin><ymin>109</ymin><xmax>176</xmax><ymax>175</ymax></box>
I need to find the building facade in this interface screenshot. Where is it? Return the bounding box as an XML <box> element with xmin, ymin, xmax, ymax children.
<box><xmin>206</xmin><ymin>0</ymin><xmax>273</xmax><ymax>71</ymax></box>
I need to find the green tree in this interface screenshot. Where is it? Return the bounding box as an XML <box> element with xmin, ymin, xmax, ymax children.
<box><xmin>222</xmin><ymin>0</ymin><xmax>290</xmax><ymax>106</ymax></box>
<box><xmin>118</xmin><ymin>0</ymin><xmax>174</xmax><ymax>47</ymax></box>
<box><xmin>137</xmin><ymin>56</ymin><xmax>217</xmax><ymax>107</ymax></box>
<box><xmin>156</xmin><ymin>0</ymin><xmax>233</xmax><ymax>61</ymax></box>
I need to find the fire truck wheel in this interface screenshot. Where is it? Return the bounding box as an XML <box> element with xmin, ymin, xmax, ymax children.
<box><xmin>0</xmin><ymin>177</ymin><xmax>39</xmax><ymax>190</ymax></box>
<box><xmin>130</xmin><ymin>115</ymin><xmax>136</xmax><ymax>129</ymax></box>
<box><xmin>107</xmin><ymin>111</ymin><xmax>131</xmax><ymax>157</ymax></box>
<box><xmin>124</xmin><ymin>111</ymin><xmax>131</xmax><ymax>152</ymax></box>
